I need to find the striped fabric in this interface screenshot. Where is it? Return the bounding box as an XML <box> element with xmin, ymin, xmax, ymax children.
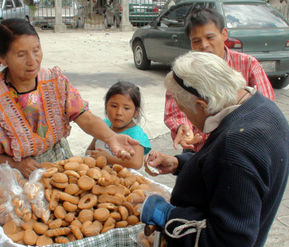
<box><xmin>164</xmin><ymin>46</ymin><xmax>275</xmax><ymax>152</ymax></box>
<box><xmin>33</xmin><ymin>138</ymin><xmax>73</xmax><ymax>164</ymax></box>
<box><xmin>0</xmin><ymin>224</ymin><xmax>144</xmax><ymax>247</ymax></box>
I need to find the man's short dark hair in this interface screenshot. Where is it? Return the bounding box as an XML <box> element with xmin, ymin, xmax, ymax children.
<box><xmin>185</xmin><ymin>8</ymin><xmax>225</xmax><ymax>37</ymax></box>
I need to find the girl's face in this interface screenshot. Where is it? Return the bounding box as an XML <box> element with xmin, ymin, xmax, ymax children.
<box><xmin>1</xmin><ymin>35</ymin><xmax>42</xmax><ymax>82</ymax></box>
<box><xmin>106</xmin><ymin>93</ymin><xmax>137</xmax><ymax>132</ymax></box>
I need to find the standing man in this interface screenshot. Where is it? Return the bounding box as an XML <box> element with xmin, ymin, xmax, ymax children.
<box><xmin>164</xmin><ymin>8</ymin><xmax>275</xmax><ymax>152</ymax></box>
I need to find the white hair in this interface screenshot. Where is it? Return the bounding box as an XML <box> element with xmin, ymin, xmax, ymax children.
<box><xmin>164</xmin><ymin>51</ymin><xmax>246</xmax><ymax>114</ymax></box>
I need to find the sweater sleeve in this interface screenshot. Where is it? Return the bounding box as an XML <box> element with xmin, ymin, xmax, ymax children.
<box><xmin>167</xmin><ymin>163</ymin><xmax>263</xmax><ymax>246</ymax></box>
<box><xmin>174</xmin><ymin>152</ymin><xmax>195</xmax><ymax>175</ymax></box>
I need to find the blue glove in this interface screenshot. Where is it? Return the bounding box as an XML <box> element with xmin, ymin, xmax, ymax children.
<box><xmin>140</xmin><ymin>194</ymin><xmax>175</xmax><ymax>228</ymax></box>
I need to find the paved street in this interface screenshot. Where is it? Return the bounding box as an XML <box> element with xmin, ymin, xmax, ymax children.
<box><xmin>39</xmin><ymin>30</ymin><xmax>289</xmax><ymax>246</ymax></box>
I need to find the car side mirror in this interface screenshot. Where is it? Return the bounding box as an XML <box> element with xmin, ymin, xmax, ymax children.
<box><xmin>150</xmin><ymin>20</ymin><xmax>159</xmax><ymax>28</ymax></box>
<box><xmin>162</xmin><ymin>17</ymin><xmax>178</xmax><ymax>26</ymax></box>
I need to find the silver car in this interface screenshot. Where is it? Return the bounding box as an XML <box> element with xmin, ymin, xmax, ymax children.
<box><xmin>33</xmin><ymin>0</ymin><xmax>85</xmax><ymax>29</ymax></box>
<box><xmin>0</xmin><ymin>0</ymin><xmax>30</xmax><ymax>21</ymax></box>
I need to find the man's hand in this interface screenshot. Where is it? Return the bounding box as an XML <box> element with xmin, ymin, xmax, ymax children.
<box><xmin>140</xmin><ymin>194</ymin><xmax>174</xmax><ymax>228</ymax></box>
<box><xmin>11</xmin><ymin>157</ymin><xmax>41</xmax><ymax>179</ymax></box>
<box><xmin>105</xmin><ymin>133</ymin><xmax>139</xmax><ymax>160</ymax></box>
<box><xmin>144</xmin><ymin>151</ymin><xmax>178</xmax><ymax>176</ymax></box>
<box><xmin>174</xmin><ymin>124</ymin><xmax>203</xmax><ymax>150</ymax></box>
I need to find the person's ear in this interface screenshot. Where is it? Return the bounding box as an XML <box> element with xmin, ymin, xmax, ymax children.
<box><xmin>0</xmin><ymin>56</ymin><xmax>8</xmax><ymax>67</ymax></box>
<box><xmin>133</xmin><ymin>109</ymin><xmax>139</xmax><ymax>119</ymax></box>
<box><xmin>221</xmin><ymin>27</ymin><xmax>229</xmax><ymax>42</ymax></box>
<box><xmin>195</xmin><ymin>99</ymin><xmax>208</xmax><ymax>113</ymax></box>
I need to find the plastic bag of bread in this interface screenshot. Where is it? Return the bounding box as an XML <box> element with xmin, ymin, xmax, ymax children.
<box><xmin>0</xmin><ymin>162</ymin><xmax>30</xmax><ymax>225</ymax></box>
<box><xmin>24</xmin><ymin>168</ymin><xmax>50</xmax><ymax>223</ymax></box>
<box><xmin>0</xmin><ymin>163</ymin><xmax>49</xmax><ymax>226</ymax></box>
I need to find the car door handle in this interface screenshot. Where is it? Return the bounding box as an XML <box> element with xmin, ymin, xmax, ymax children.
<box><xmin>171</xmin><ymin>35</ymin><xmax>178</xmax><ymax>42</ymax></box>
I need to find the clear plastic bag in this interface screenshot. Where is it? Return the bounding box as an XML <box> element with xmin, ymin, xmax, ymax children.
<box><xmin>129</xmin><ymin>170</ymin><xmax>171</xmax><ymax>247</ymax></box>
<box><xmin>24</xmin><ymin>168</ymin><xmax>50</xmax><ymax>223</ymax></box>
<box><xmin>0</xmin><ymin>162</ymin><xmax>29</xmax><ymax>225</ymax></box>
<box><xmin>0</xmin><ymin>163</ymin><xmax>50</xmax><ymax>225</ymax></box>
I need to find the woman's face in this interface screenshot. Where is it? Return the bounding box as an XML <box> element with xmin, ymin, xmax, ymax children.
<box><xmin>106</xmin><ymin>94</ymin><xmax>137</xmax><ymax>132</ymax></box>
<box><xmin>2</xmin><ymin>35</ymin><xmax>42</xmax><ymax>82</ymax></box>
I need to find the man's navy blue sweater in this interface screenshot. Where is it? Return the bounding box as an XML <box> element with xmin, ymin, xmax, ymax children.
<box><xmin>167</xmin><ymin>93</ymin><xmax>289</xmax><ymax>247</ymax></box>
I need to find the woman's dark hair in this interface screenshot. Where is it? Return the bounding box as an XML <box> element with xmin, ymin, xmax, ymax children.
<box><xmin>0</xmin><ymin>18</ymin><xmax>39</xmax><ymax>57</ymax></box>
<box><xmin>185</xmin><ymin>8</ymin><xmax>225</xmax><ymax>37</ymax></box>
<box><xmin>105</xmin><ymin>81</ymin><xmax>142</xmax><ymax>120</ymax></box>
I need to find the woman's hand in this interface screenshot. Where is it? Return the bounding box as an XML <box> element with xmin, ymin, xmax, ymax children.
<box><xmin>144</xmin><ymin>151</ymin><xmax>178</xmax><ymax>176</ymax></box>
<box><xmin>86</xmin><ymin>148</ymin><xmax>107</xmax><ymax>159</ymax></box>
<box><xmin>174</xmin><ymin>124</ymin><xmax>203</xmax><ymax>150</ymax></box>
<box><xmin>105</xmin><ymin>133</ymin><xmax>139</xmax><ymax>160</ymax></box>
<box><xmin>75</xmin><ymin>111</ymin><xmax>139</xmax><ymax>160</ymax></box>
<box><xmin>12</xmin><ymin>157</ymin><xmax>41</xmax><ymax>179</ymax></box>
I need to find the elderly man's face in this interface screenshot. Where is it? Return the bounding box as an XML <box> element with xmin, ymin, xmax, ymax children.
<box><xmin>189</xmin><ymin>21</ymin><xmax>228</xmax><ymax>59</ymax></box>
<box><xmin>175</xmin><ymin>95</ymin><xmax>208</xmax><ymax>131</ymax></box>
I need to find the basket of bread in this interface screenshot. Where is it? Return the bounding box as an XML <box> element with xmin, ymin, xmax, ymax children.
<box><xmin>0</xmin><ymin>155</ymin><xmax>171</xmax><ymax>247</ymax></box>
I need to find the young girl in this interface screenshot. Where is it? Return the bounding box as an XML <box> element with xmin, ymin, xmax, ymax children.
<box><xmin>87</xmin><ymin>81</ymin><xmax>151</xmax><ymax>169</ymax></box>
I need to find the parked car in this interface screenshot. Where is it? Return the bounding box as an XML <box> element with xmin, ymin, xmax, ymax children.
<box><xmin>0</xmin><ymin>0</ymin><xmax>30</xmax><ymax>22</ymax></box>
<box><xmin>32</xmin><ymin>0</ymin><xmax>85</xmax><ymax>29</ymax></box>
<box><xmin>103</xmin><ymin>0</ymin><xmax>160</xmax><ymax>27</ymax></box>
<box><xmin>130</xmin><ymin>0</ymin><xmax>289</xmax><ymax>88</ymax></box>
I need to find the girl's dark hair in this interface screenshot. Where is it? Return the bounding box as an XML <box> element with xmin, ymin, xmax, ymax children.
<box><xmin>105</xmin><ymin>81</ymin><xmax>142</xmax><ymax>120</ymax></box>
<box><xmin>0</xmin><ymin>18</ymin><xmax>39</xmax><ymax>57</ymax></box>
<box><xmin>185</xmin><ymin>8</ymin><xmax>225</xmax><ymax>37</ymax></box>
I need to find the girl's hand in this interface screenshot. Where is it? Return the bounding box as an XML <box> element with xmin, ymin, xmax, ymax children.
<box><xmin>144</xmin><ymin>151</ymin><xmax>178</xmax><ymax>176</ymax></box>
<box><xmin>106</xmin><ymin>134</ymin><xmax>139</xmax><ymax>160</ymax></box>
<box><xmin>174</xmin><ymin>124</ymin><xmax>203</xmax><ymax>150</ymax></box>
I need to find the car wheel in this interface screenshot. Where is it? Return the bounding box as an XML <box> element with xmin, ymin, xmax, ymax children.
<box><xmin>271</xmin><ymin>76</ymin><xmax>289</xmax><ymax>89</ymax></box>
<box><xmin>133</xmin><ymin>41</ymin><xmax>151</xmax><ymax>70</ymax></box>
<box><xmin>104</xmin><ymin>16</ymin><xmax>111</xmax><ymax>29</ymax></box>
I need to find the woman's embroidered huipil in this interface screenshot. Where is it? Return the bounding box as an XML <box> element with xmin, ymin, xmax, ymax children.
<box><xmin>0</xmin><ymin>67</ymin><xmax>88</xmax><ymax>161</ymax></box>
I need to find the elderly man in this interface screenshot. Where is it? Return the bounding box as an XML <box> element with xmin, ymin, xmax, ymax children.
<box><xmin>164</xmin><ymin>8</ymin><xmax>275</xmax><ymax>152</ymax></box>
<box><xmin>141</xmin><ymin>51</ymin><xmax>289</xmax><ymax>247</ymax></box>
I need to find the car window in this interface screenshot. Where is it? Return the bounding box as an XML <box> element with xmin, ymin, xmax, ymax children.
<box><xmin>166</xmin><ymin>4</ymin><xmax>190</xmax><ymax>22</ymax></box>
<box><xmin>38</xmin><ymin>0</ymin><xmax>75</xmax><ymax>8</ymax></box>
<box><xmin>38</xmin><ymin>0</ymin><xmax>55</xmax><ymax>7</ymax></box>
<box><xmin>224</xmin><ymin>3</ymin><xmax>289</xmax><ymax>28</ymax></box>
<box><xmin>5</xmin><ymin>0</ymin><xmax>14</xmax><ymax>8</ymax></box>
<box><xmin>161</xmin><ymin>2</ymin><xmax>215</xmax><ymax>27</ymax></box>
<box><xmin>14</xmin><ymin>0</ymin><xmax>22</xmax><ymax>7</ymax></box>
<box><xmin>130</xmin><ymin>0</ymin><xmax>153</xmax><ymax>4</ymax></box>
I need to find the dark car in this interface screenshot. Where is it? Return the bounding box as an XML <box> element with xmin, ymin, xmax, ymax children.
<box><xmin>130</xmin><ymin>0</ymin><xmax>289</xmax><ymax>88</ymax></box>
<box><xmin>103</xmin><ymin>0</ymin><xmax>160</xmax><ymax>27</ymax></box>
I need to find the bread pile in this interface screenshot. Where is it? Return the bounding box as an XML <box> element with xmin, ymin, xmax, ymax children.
<box><xmin>2</xmin><ymin>156</ymin><xmax>151</xmax><ymax>246</ymax></box>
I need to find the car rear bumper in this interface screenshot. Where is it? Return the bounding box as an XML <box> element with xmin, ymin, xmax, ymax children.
<box><xmin>247</xmin><ymin>50</ymin><xmax>289</xmax><ymax>77</ymax></box>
